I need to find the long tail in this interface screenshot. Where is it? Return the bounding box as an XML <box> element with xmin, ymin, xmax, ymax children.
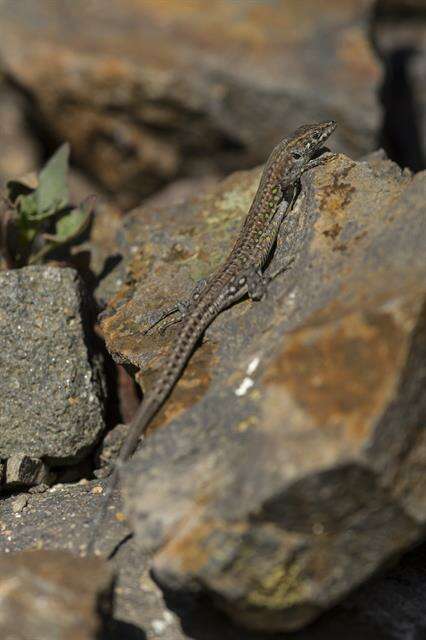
<box><xmin>86</xmin><ymin>307</ymin><xmax>210</xmax><ymax>555</ymax></box>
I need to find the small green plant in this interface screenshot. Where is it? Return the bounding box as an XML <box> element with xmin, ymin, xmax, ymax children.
<box><xmin>0</xmin><ymin>143</ymin><xmax>94</xmax><ymax>268</ymax></box>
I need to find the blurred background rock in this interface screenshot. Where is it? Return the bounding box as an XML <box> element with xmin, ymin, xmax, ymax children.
<box><xmin>0</xmin><ymin>0</ymin><xmax>423</xmax><ymax>211</ymax></box>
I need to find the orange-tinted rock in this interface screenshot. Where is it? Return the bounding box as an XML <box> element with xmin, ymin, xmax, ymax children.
<box><xmin>103</xmin><ymin>151</ymin><xmax>426</xmax><ymax>631</ymax></box>
<box><xmin>0</xmin><ymin>1</ymin><xmax>380</xmax><ymax>206</ymax></box>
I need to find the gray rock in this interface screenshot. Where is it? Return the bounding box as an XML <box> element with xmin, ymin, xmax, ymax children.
<box><xmin>0</xmin><ymin>550</ymin><xmax>113</xmax><ymax>640</ymax></box>
<box><xmin>1</xmin><ymin>479</ymin><xmax>426</xmax><ymax>639</ymax></box>
<box><xmin>5</xmin><ymin>453</ymin><xmax>50</xmax><ymax>488</ymax></box>
<box><xmin>0</xmin><ymin>480</ymin><xmax>128</xmax><ymax>557</ymax></box>
<box><xmin>11</xmin><ymin>494</ymin><xmax>28</xmax><ymax>513</ymax></box>
<box><xmin>0</xmin><ymin>266</ymin><xmax>105</xmax><ymax>465</ymax></box>
<box><xmin>100</xmin><ymin>152</ymin><xmax>426</xmax><ymax>631</ymax></box>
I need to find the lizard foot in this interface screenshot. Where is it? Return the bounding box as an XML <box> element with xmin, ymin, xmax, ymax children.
<box><xmin>143</xmin><ymin>277</ymin><xmax>210</xmax><ymax>335</ymax></box>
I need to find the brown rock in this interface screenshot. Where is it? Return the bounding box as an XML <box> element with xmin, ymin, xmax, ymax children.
<box><xmin>0</xmin><ymin>550</ymin><xmax>113</xmax><ymax>640</ymax></box>
<box><xmin>101</xmin><ymin>151</ymin><xmax>426</xmax><ymax>631</ymax></box>
<box><xmin>0</xmin><ymin>1</ymin><xmax>381</xmax><ymax>206</ymax></box>
<box><xmin>0</xmin><ymin>81</ymin><xmax>38</xmax><ymax>184</ymax></box>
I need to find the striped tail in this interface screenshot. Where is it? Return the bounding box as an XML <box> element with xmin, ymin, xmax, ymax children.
<box><xmin>87</xmin><ymin>307</ymin><xmax>210</xmax><ymax>555</ymax></box>
<box><xmin>120</xmin><ymin>307</ymin><xmax>210</xmax><ymax>462</ymax></box>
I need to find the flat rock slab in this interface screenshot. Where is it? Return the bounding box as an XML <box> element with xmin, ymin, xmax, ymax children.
<box><xmin>0</xmin><ymin>549</ymin><xmax>112</xmax><ymax>640</ymax></box>
<box><xmin>100</xmin><ymin>152</ymin><xmax>426</xmax><ymax>632</ymax></box>
<box><xmin>0</xmin><ymin>480</ymin><xmax>128</xmax><ymax>559</ymax></box>
<box><xmin>0</xmin><ymin>266</ymin><xmax>105</xmax><ymax>466</ymax></box>
<box><xmin>0</xmin><ymin>1</ymin><xmax>380</xmax><ymax>204</ymax></box>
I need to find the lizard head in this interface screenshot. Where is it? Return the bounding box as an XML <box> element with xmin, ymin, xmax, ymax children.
<box><xmin>290</xmin><ymin>120</ymin><xmax>337</xmax><ymax>155</ymax></box>
<box><xmin>276</xmin><ymin>120</ymin><xmax>337</xmax><ymax>185</ymax></box>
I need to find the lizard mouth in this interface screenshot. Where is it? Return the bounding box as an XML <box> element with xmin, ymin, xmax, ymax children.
<box><xmin>312</xmin><ymin>145</ymin><xmax>331</xmax><ymax>159</ymax></box>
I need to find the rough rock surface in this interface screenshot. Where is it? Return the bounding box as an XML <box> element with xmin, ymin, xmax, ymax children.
<box><xmin>0</xmin><ymin>266</ymin><xmax>105</xmax><ymax>466</ymax></box>
<box><xmin>1</xmin><ymin>480</ymin><xmax>426</xmax><ymax>640</ymax></box>
<box><xmin>94</xmin><ymin>173</ymin><xmax>221</xmax><ymax>309</ymax></box>
<box><xmin>0</xmin><ymin>481</ymin><xmax>175</xmax><ymax>639</ymax></box>
<box><xmin>99</xmin><ymin>152</ymin><xmax>426</xmax><ymax>631</ymax></box>
<box><xmin>0</xmin><ymin>0</ymin><xmax>380</xmax><ymax>205</ymax></box>
<box><xmin>4</xmin><ymin>453</ymin><xmax>50</xmax><ymax>488</ymax></box>
<box><xmin>0</xmin><ymin>549</ymin><xmax>113</xmax><ymax>640</ymax></box>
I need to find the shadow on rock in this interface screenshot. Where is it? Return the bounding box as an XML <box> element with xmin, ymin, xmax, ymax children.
<box><xmin>160</xmin><ymin>588</ymin><xmax>389</xmax><ymax>640</ymax></box>
<box><xmin>100</xmin><ymin>619</ymin><xmax>147</xmax><ymax>640</ymax></box>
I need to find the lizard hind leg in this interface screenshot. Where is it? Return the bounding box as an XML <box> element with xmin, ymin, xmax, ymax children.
<box><xmin>246</xmin><ymin>266</ymin><xmax>266</xmax><ymax>301</ymax></box>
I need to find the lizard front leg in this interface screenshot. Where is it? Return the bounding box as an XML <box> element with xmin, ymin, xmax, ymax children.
<box><xmin>143</xmin><ymin>277</ymin><xmax>209</xmax><ymax>335</ymax></box>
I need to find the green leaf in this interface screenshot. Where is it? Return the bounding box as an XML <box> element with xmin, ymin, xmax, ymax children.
<box><xmin>35</xmin><ymin>143</ymin><xmax>70</xmax><ymax>214</ymax></box>
<box><xmin>17</xmin><ymin>192</ymin><xmax>57</xmax><ymax>222</ymax></box>
<box><xmin>16</xmin><ymin>193</ymin><xmax>40</xmax><ymax>219</ymax></box>
<box><xmin>45</xmin><ymin>198</ymin><xmax>94</xmax><ymax>244</ymax></box>
<box><xmin>55</xmin><ymin>208</ymin><xmax>87</xmax><ymax>241</ymax></box>
<box><xmin>27</xmin><ymin>206</ymin><xmax>91</xmax><ymax>265</ymax></box>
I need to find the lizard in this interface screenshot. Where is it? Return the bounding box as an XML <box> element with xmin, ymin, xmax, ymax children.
<box><xmin>87</xmin><ymin>119</ymin><xmax>337</xmax><ymax>554</ymax></box>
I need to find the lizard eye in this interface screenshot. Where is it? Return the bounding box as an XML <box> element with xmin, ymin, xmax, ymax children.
<box><xmin>291</xmin><ymin>151</ymin><xmax>302</xmax><ymax>160</ymax></box>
